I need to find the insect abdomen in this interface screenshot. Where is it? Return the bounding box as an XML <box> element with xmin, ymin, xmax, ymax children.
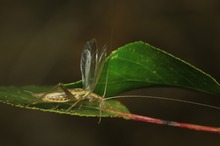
<box><xmin>42</xmin><ymin>92</ymin><xmax>70</xmax><ymax>103</ymax></box>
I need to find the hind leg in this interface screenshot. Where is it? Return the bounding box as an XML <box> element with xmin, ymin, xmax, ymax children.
<box><xmin>98</xmin><ymin>100</ymin><xmax>105</xmax><ymax>123</ymax></box>
<box><xmin>26</xmin><ymin>83</ymin><xmax>74</xmax><ymax>108</ymax></box>
<box><xmin>66</xmin><ymin>98</ymin><xmax>84</xmax><ymax>111</ymax></box>
<box><xmin>25</xmin><ymin>84</ymin><xmax>64</xmax><ymax>107</ymax></box>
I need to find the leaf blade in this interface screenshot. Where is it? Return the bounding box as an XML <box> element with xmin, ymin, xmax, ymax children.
<box><xmin>0</xmin><ymin>86</ymin><xmax>129</xmax><ymax>117</ymax></box>
<box><xmin>90</xmin><ymin>41</ymin><xmax>220</xmax><ymax>97</ymax></box>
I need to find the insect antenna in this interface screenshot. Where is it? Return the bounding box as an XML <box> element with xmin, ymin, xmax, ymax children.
<box><xmin>103</xmin><ymin>95</ymin><xmax>220</xmax><ymax>110</ymax></box>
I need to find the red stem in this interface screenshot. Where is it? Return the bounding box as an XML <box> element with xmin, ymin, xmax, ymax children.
<box><xmin>104</xmin><ymin>108</ymin><xmax>220</xmax><ymax>134</ymax></box>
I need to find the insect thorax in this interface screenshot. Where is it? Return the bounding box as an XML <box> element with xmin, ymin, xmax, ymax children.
<box><xmin>69</xmin><ymin>88</ymin><xmax>103</xmax><ymax>102</ymax></box>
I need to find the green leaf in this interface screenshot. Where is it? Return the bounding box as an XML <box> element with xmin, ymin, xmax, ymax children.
<box><xmin>1</xmin><ymin>41</ymin><xmax>220</xmax><ymax>118</ymax></box>
<box><xmin>0</xmin><ymin>85</ymin><xmax>129</xmax><ymax>117</ymax></box>
<box><xmin>67</xmin><ymin>41</ymin><xmax>220</xmax><ymax>97</ymax></box>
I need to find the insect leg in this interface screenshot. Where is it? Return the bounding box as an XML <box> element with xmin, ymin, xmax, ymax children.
<box><xmin>58</xmin><ymin>83</ymin><xmax>78</xmax><ymax>101</ymax></box>
<box><xmin>26</xmin><ymin>84</ymin><xmax>61</xmax><ymax>106</ymax></box>
<box><xmin>66</xmin><ymin>92</ymin><xmax>90</xmax><ymax>111</ymax></box>
<box><xmin>66</xmin><ymin>99</ymin><xmax>83</xmax><ymax>111</ymax></box>
<box><xmin>98</xmin><ymin>99</ymin><xmax>105</xmax><ymax>123</ymax></box>
<box><xmin>98</xmin><ymin>56</ymin><xmax>111</xmax><ymax>123</ymax></box>
<box><xmin>102</xmin><ymin>58</ymin><xmax>110</xmax><ymax>97</ymax></box>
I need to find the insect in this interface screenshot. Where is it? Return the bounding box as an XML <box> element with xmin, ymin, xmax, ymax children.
<box><xmin>30</xmin><ymin>38</ymin><xmax>108</xmax><ymax>119</ymax></box>
<box><xmin>28</xmin><ymin>39</ymin><xmax>220</xmax><ymax>133</ymax></box>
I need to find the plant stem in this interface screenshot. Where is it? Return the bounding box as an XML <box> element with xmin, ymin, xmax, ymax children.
<box><xmin>104</xmin><ymin>108</ymin><xmax>220</xmax><ymax>134</ymax></box>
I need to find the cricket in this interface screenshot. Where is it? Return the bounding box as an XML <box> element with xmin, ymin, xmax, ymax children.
<box><xmin>27</xmin><ymin>38</ymin><xmax>220</xmax><ymax>133</ymax></box>
<box><xmin>28</xmin><ymin>38</ymin><xmax>108</xmax><ymax>120</ymax></box>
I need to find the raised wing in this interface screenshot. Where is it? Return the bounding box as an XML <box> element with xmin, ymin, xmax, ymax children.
<box><xmin>80</xmin><ymin>39</ymin><xmax>98</xmax><ymax>90</ymax></box>
<box><xmin>94</xmin><ymin>44</ymin><xmax>107</xmax><ymax>88</ymax></box>
<box><xmin>80</xmin><ymin>39</ymin><xmax>107</xmax><ymax>91</ymax></box>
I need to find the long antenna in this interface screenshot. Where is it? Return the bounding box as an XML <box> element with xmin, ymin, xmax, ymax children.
<box><xmin>104</xmin><ymin>95</ymin><xmax>220</xmax><ymax>110</ymax></box>
<box><xmin>102</xmin><ymin>27</ymin><xmax>114</xmax><ymax>98</ymax></box>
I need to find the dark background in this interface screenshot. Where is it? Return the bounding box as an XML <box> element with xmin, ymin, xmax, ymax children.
<box><xmin>0</xmin><ymin>0</ymin><xmax>220</xmax><ymax>146</ymax></box>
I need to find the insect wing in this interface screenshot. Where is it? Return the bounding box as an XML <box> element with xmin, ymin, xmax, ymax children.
<box><xmin>94</xmin><ymin>44</ymin><xmax>107</xmax><ymax>89</ymax></box>
<box><xmin>80</xmin><ymin>39</ymin><xmax>98</xmax><ymax>90</ymax></box>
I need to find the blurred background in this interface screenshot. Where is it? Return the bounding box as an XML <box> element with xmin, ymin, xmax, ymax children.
<box><xmin>0</xmin><ymin>0</ymin><xmax>220</xmax><ymax>145</ymax></box>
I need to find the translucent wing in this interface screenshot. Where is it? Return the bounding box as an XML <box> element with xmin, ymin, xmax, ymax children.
<box><xmin>80</xmin><ymin>39</ymin><xmax>98</xmax><ymax>90</ymax></box>
<box><xmin>80</xmin><ymin>39</ymin><xmax>107</xmax><ymax>91</ymax></box>
<box><xmin>94</xmin><ymin>44</ymin><xmax>107</xmax><ymax>88</ymax></box>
